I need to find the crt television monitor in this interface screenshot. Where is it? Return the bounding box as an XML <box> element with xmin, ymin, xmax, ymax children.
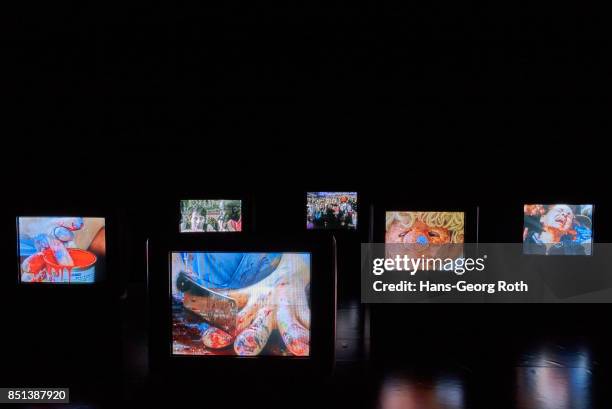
<box><xmin>384</xmin><ymin>211</ymin><xmax>466</xmax><ymax>265</ymax></box>
<box><xmin>180</xmin><ymin>200</ymin><xmax>242</xmax><ymax>233</ymax></box>
<box><xmin>17</xmin><ymin>216</ymin><xmax>107</xmax><ymax>284</ymax></box>
<box><xmin>523</xmin><ymin>204</ymin><xmax>593</xmax><ymax>255</ymax></box>
<box><xmin>147</xmin><ymin>234</ymin><xmax>336</xmax><ymax>376</ymax></box>
<box><xmin>306</xmin><ymin>192</ymin><xmax>357</xmax><ymax>231</ymax></box>
<box><xmin>171</xmin><ymin>251</ymin><xmax>311</xmax><ymax>357</ymax></box>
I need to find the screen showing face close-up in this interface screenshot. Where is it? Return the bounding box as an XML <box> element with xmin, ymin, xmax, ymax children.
<box><xmin>523</xmin><ymin>204</ymin><xmax>593</xmax><ymax>255</ymax></box>
<box><xmin>306</xmin><ymin>192</ymin><xmax>357</xmax><ymax>230</ymax></box>
<box><xmin>180</xmin><ymin>200</ymin><xmax>242</xmax><ymax>233</ymax></box>
<box><xmin>171</xmin><ymin>252</ymin><xmax>311</xmax><ymax>357</ymax></box>
<box><xmin>17</xmin><ymin>217</ymin><xmax>107</xmax><ymax>284</ymax></box>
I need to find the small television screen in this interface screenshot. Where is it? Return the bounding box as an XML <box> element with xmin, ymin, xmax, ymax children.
<box><xmin>523</xmin><ymin>204</ymin><xmax>593</xmax><ymax>255</ymax></box>
<box><xmin>306</xmin><ymin>192</ymin><xmax>357</xmax><ymax>230</ymax></box>
<box><xmin>17</xmin><ymin>217</ymin><xmax>106</xmax><ymax>284</ymax></box>
<box><xmin>171</xmin><ymin>252</ymin><xmax>311</xmax><ymax>357</ymax></box>
<box><xmin>180</xmin><ymin>200</ymin><xmax>242</xmax><ymax>233</ymax></box>
<box><xmin>385</xmin><ymin>211</ymin><xmax>465</xmax><ymax>261</ymax></box>
<box><xmin>385</xmin><ymin>211</ymin><xmax>465</xmax><ymax>244</ymax></box>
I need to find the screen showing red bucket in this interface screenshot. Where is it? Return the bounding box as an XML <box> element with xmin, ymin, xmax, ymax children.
<box><xmin>17</xmin><ymin>217</ymin><xmax>106</xmax><ymax>284</ymax></box>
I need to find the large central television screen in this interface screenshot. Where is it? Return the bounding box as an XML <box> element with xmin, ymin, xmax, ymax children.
<box><xmin>306</xmin><ymin>192</ymin><xmax>357</xmax><ymax>230</ymax></box>
<box><xmin>180</xmin><ymin>200</ymin><xmax>242</xmax><ymax>233</ymax></box>
<box><xmin>171</xmin><ymin>252</ymin><xmax>311</xmax><ymax>357</ymax></box>
<box><xmin>523</xmin><ymin>204</ymin><xmax>593</xmax><ymax>255</ymax></box>
<box><xmin>17</xmin><ymin>217</ymin><xmax>106</xmax><ymax>284</ymax></box>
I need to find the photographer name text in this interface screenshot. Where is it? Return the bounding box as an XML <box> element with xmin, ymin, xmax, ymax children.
<box><xmin>373</xmin><ymin>280</ymin><xmax>528</xmax><ymax>294</ymax></box>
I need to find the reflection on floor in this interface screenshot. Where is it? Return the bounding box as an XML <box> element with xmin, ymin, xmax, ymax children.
<box><xmin>515</xmin><ymin>342</ymin><xmax>593</xmax><ymax>409</ymax></box>
<box><xmin>17</xmin><ymin>336</ymin><xmax>610</xmax><ymax>409</ymax></box>
<box><xmin>373</xmin><ymin>337</ymin><xmax>602</xmax><ymax>409</ymax></box>
<box><xmin>19</xmin><ymin>286</ymin><xmax>609</xmax><ymax>409</ymax></box>
<box><xmin>377</xmin><ymin>369</ymin><xmax>466</xmax><ymax>409</ymax></box>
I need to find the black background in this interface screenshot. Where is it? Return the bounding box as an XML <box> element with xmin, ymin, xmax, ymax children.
<box><xmin>2</xmin><ymin>1</ymin><xmax>611</xmax><ymax>407</ymax></box>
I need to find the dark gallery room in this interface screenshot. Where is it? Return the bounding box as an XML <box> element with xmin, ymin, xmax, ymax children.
<box><xmin>2</xmin><ymin>2</ymin><xmax>611</xmax><ymax>408</ymax></box>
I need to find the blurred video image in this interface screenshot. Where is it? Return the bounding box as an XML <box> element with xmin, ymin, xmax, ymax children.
<box><xmin>17</xmin><ymin>217</ymin><xmax>106</xmax><ymax>284</ymax></box>
<box><xmin>306</xmin><ymin>192</ymin><xmax>357</xmax><ymax>230</ymax></box>
<box><xmin>523</xmin><ymin>204</ymin><xmax>593</xmax><ymax>255</ymax></box>
<box><xmin>171</xmin><ymin>252</ymin><xmax>311</xmax><ymax>357</ymax></box>
<box><xmin>180</xmin><ymin>200</ymin><xmax>242</xmax><ymax>232</ymax></box>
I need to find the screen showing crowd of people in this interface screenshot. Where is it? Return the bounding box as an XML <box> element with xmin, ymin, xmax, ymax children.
<box><xmin>306</xmin><ymin>192</ymin><xmax>357</xmax><ymax>230</ymax></box>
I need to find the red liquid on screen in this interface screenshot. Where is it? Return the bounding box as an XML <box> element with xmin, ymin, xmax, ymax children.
<box><xmin>42</xmin><ymin>248</ymin><xmax>97</xmax><ymax>283</ymax></box>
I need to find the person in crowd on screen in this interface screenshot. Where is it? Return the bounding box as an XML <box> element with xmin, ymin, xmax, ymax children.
<box><xmin>314</xmin><ymin>205</ymin><xmax>325</xmax><ymax>228</ymax></box>
<box><xmin>325</xmin><ymin>205</ymin><xmax>336</xmax><ymax>228</ymax></box>
<box><xmin>226</xmin><ymin>205</ymin><xmax>242</xmax><ymax>231</ymax></box>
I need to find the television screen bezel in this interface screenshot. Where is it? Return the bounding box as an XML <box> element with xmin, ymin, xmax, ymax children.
<box><xmin>11</xmin><ymin>199</ymin><xmax>123</xmax><ymax>294</ymax></box>
<box><xmin>147</xmin><ymin>233</ymin><xmax>336</xmax><ymax>375</ymax></box>
<box><xmin>16</xmin><ymin>215</ymin><xmax>109</xmax><ymax>286</ymax></box>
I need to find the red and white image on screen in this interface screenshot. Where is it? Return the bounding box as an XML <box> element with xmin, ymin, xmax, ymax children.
<box><xmin>523</xmin><ymin>204</ymin><xmax>593</xmax><ymax>255</ymax></box>
<box><xmin>17</xmin><ymin>217</ymin><xmax>106</xmax><ymax>284</ymax></box>
<box><xmin>171</xmin><ymin>252</ymin><xmax>311</xmax><ymax>357</ymax></box>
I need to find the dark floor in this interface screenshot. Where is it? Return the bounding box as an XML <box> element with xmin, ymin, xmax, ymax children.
<box><xmin>8</xmin><ymin>284</ymin><xmax>611</xmax><ymax>409</ymax></box>
<box><xmin>13</xmin><ymin>336</ymin><xmax>610</xmax><ymax>409</ymax></box>
<box><xmin>14</xmin><ymin>288</ymin><xmax>612</xmax><ymax>409</ymax></box>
